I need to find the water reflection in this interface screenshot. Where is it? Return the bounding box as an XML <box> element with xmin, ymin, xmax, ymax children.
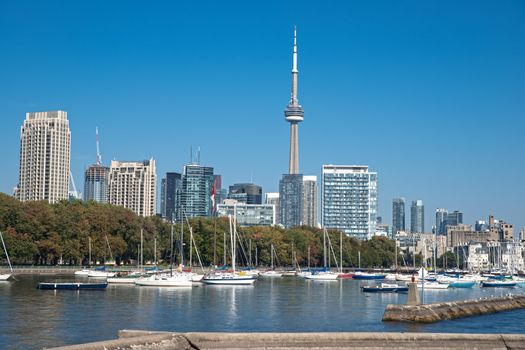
<box><xmin>1</xmin><ymin>275</ymin><xmax>524</xmax><ymax>350</ymax></box>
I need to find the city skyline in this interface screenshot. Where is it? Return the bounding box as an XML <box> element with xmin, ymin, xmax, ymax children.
<box><xmin>1</xmin><ymin>1</ymin><xmax>524</xmax><ymax>229</ymax></box>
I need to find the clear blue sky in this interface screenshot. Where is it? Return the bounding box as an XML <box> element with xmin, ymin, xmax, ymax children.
<box><xmin>1</xmin><ymin>1</ymin><xmax>524</xmax><ymax>231</ymax></box>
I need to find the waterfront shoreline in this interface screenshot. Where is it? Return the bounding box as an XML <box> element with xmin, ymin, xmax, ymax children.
<box><xmin>46</xmin><ymin>330</ymin><xmax>525</xmax><ymax>350</ymax></box>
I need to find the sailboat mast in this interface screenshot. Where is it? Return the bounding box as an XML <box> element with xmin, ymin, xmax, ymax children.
<box><xmin>170</xmin><ymin>224</ymin><xmax>174</xmax><ymax>270</ymax></box>
<box><xmin>189</xmin><ymin>227</ymin><xmax>193</xmax><ymax>267</ymax></box>
<box><xmin>340</xmin><ymin>231</ymin><xmax>343</xmax><ymax>273</ymax></box>
<box><xmin>223</xmin><ymin>231</ymin><xmax>226</xmax><ymax>266</ymax></box>
<box><xmin>180</xmin><ymin>218</ymin><xmax>184</xmax><ymax>266</ymax></box>
<box><xmin>323</xmin><ymin>229</ymin><xmax>327</xmax><ymax>269</ymax></box>
<box><xmin>88</xmin><ymin>237</ymin><xmax>92</xmax><ymax>267</ymax></box>
<box><xmin>140</xmin><ymin>228</ymin><xmax>143</xmax><ymax>269</ymax></box>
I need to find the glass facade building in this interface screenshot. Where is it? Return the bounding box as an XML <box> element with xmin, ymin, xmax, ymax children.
<box><xmin>228</xmin><ymin>183</ymin><xmax>262</xmax><ymax>204</ymax></box>
<box><xmin>181</xmin><ymin>164</ymin><xmax>215</xmax><ymax>218</ymax></box>
<box><xmin>161</xmin><ymin>172</ymin><xmax>182</xmax><ymax>222</ymax></box>
<box><xmin>302</xmin><ymin>175</ymin><xmax>318</xmax><ymax>227</ymax></box>
<box><xmin>321</xmin><ymin>165</ymin><xmax>378</xmax><ymax>240</ymax></box>
<box><xmin>279</xmin><ymin>174</ymin><xmax>304</xmax><ymax>228</ymax></box>
<box><xmin>84</xmin><ymin>164</ymin><xmax>109</xmax><ymax>203</ymax></box>
<box><xmin>392</xmin><ymin>198</ymin><xmax>405</xmax><ymax>235</ymax></box>
<box><xmin>410</xmin><ymin>199</ymin><xmax>425</xmax><ymax>233</ymax></box>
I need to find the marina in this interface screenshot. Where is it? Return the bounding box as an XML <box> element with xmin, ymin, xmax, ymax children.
<box><xmin>1</xmin><ymin>274</ymin><xmax>525</xmax><ymax>350</ymax></box>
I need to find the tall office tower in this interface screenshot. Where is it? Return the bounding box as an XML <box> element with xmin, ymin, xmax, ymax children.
<box><xmin>284</xmin><ymin>27</ymin><xmax>304</xmax><ymax>175</ymax></box>
<box><xmin>446</xmin><ymin>210</ymin><xmax>463</xmax><ymax>227</ymax></box>
<box><xmin>392</xmin><ymin>198</ymin><xmax>406</xmax><ymax>235</ymax></box>
<box><xmin>107</xmin><ymin>159</ymin><xmax>156</xmax><ymax>217</ymax></box>
<box><xmin>279</xmin><ymin>174</ymin><xmax>303</xmax><ymax>228</ymax></box>
<box><xmin>435</xmin><ymin>208</ymin><xmax>448</xmax><ymax>235</ymax></box>
<box><xmin>410</xmin><ymin>199</ymin><xmax>425</xmax><ymax>233</ymax></box>
<box><xmin>180</xmin><ymin>164</ymin><xmax>215</xmax><ymax>218</ymax></box>
<box><xmin>17</xmin><ymin>111</ymin><xmax>71</xmax><ymax>203</ymax></box>
<box><xmin>302</xmin><ymin>175</ymin><xmax>318</xmax><ymax>227</ymax></box>
<box><xmin>265</xmin><ymin>192</ymin><xmax>280</xmax><ymax>225</ymax></box>
<box><xmin>228</xmin><ymin>183</ymin><xmax>262</xmax><ymax>204</ymax></box>
<box><xmin>160</xmin><ymin>172</ymin><xmax>182</xmax><ymax>222</ymax></box>
<box><xmin>322</xmin><ymin>165</ymin><xmax>378</xmax><ymax>240</ymax></box>
<box><xmin>84</xmin><ymin>128</ymin><xmax>109</xmax><ymax>203</ymax></box>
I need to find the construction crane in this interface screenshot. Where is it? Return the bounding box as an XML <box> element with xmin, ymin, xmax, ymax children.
<box><xmin>69</xmin><ymin>171</ymin><xmax>80</xmax><ymax>200</ymax></box>
<box><xmin>96</xmin><ymin>127</ymin><xmax>102</xmax><ymax>165</ymax></box>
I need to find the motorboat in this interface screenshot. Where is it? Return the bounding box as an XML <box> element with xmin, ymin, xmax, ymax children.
<box><xmin>361</xmin><ymin>283</ymin><xmax>408</xmax><ymax>293</ymax></box>
<box><xmin>352</xmin><ymin>272</ymin><xmax>386</xmax><ymax>280</ymax></box>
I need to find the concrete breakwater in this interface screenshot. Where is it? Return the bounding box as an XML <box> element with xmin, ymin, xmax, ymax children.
<box><xmin>383</xmin><ymin>294</ymin><xmax>525</xmax><ymax>323</ymax></box>
<box><xmin>44</xmin><ymin>330</ymin><xmax>525</xmax><ymax>349</ymax></box>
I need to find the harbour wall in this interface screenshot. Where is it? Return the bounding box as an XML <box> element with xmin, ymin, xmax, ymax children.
<box><xmin>44</xmin><ymin>330</ymin><xmax>525</xmax><ymax>349</ymax></box>
<box><xmin>383</xmin><ymin>294</ymin><xmax>525</xmax><ymax>323</ymax></box>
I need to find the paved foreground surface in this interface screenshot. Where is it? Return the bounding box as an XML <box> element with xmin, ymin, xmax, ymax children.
<box><xmin>45</xmin><ymin>330</ymin><xmax>525</xmax><ymax>350</ymax></box>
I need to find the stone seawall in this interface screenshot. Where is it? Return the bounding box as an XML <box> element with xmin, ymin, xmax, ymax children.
<box><xmin>383</xmin><ymin>294</ymin><xmax>525</xmax><ymax>323</ymax></box>
<box><xmin>44</xmin><ymin>330</ymin><xmax>525</xmax><ymax>350</ymax></box>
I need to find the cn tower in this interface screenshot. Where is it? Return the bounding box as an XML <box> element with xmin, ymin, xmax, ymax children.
<box><xmin>284</xmin><ymin>27</ymin><xmax>304</xmax><ymax>174</ymax></box>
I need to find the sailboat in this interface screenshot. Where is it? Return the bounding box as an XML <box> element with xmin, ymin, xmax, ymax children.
<box><xmin>75</xmin><ymin>237</ymin><xmax>93</xmax><ymax>276</ymax></box>
<box><xmin>260</xmin><ymin>244</ymin><xmax>282</xmax><ymax>277</ymax></box>
<box><xmin>88</xmin><ymin>235</ymin><xmax>116</xmax><ymax>278</ymax></box>
<box><xmin>202</xmin><ymin>213</ymin><xmax>256</xmax><ymax>285</ymax></box>
<box><xmin>305</xmin><ymin>229</ymin><xmax>339</xmax><ymax>281</ymax></box>
<box><xmin>135</xmin><ymin>225</ymin><xmax>193</xmax><ymax>287</ymax></box>
<box><xmin>0</xmin><ymin>231</ymin><xmax>14</xmax><ymax>281</ymax></box>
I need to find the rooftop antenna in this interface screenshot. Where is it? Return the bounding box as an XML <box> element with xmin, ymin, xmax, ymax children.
<box><xmin>197</xmin><ymin>147</ymin><xmax>201</xmax><ymax>165</ymax></box>
<box><xmin>96</xmin><ymin>127</ymin><xmax>102</xmax><ymax>165</ymax></box>
<box><xmin>190</xmin><ymin>146</ymin><xmax>193</xmax><ymax>164</ymax></box>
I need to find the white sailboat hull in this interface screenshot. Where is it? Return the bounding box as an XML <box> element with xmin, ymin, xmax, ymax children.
<box><xmin>74</xmin><ymin>269</ymin><xmax>91</xmax><ymax>276</ymax></box>
<box><xmin>135</xmin><ymin>274</ymin><xmax>192</xmax><ymax>287</ymax></box>
<box><xmin>304</xmin><ymin>273</ymin><xmax>339</xmax><ymax>281</ymax></box>
<box><xmin>260</xmin><ymin>271</ymin><xmax>283</xmax><ymax>278</ymax></box>
<box><xmin>107</xmin><ymin>277</ymin><xmax>140</xmax><ymax>284</ymax></box>
<box><xmin>88</xmin><ymin>271</ymin><xmax>116</xmax><ymax>278</ymax></box>
<box><xmin>202</xmin><ymin>273</ymin><xmax>257</xmax><ymax>285</ymax></box>
<box><xmin>417</xmin><ymin>282</ymin><xmax>449</xmax><ymax>290</ymax></box>
<box><xmin>0</xmin><ymin>274</ymin><xmax>11</xmax><ymax>281</ymax></box>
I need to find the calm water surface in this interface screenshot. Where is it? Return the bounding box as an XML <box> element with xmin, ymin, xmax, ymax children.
<box><xmin>1</xmin><ymin>275</ymin><xmax>524</xmax><ymax>349</ymax></box>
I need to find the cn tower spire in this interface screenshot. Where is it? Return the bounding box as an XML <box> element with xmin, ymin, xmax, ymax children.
<box><xmin>284</xmin><ymin>26</ymin><xmax>304</xmax><ymax>174</ymax></box>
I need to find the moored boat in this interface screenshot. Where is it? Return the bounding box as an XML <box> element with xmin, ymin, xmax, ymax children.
<box><xmin>448</xmin><ymin>280</ymin><xmax>476</xmax><ymax>288</ymax></box>
<box><xmin>361</xmin><ymin>283</ymin><xmax>408</xmax><ymax>293</ymax></box>
<box><xmin>481</xmin><ymin>279</ymin><xmax>516</xmax><ymax>288</ymax></box>
<box><xmin>37</xmin><ymin>282</ymin><xmax>108</xmax><ymax>290</ymax></box>
<box><xmin>417</xmin><ymin>282</ymin><xmax>449</xmax><ymax>289</ymax></box>
<box><xmin>304</xmin><ymin>271</ymin><xmax>339</xmax><ymax>281</ymax></box>
<box><xmin>135</xmin><ymin>273</ymin><xmax>193</xmax><ymax>287</ymax></box>
<box><xmin>202</xmin><ymin>272</ymin><xmax>257</xmax><ymax>285</ymax></box>
<box><xmin>352</xmin><ymin>272</ymin><xmax>386</xmax><ymax>280</ymax></box>
<box><xmin>260</xmin><ymin>270</ymin><xmax>283</xmax><ymax>278</ymax></box>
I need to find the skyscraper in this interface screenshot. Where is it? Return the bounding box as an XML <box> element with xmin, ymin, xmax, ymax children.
<box><xmin>84</xmin><ymin>128</ymin><xmax>109</xmax><ymax>203</ymax></box>
<box><xmin>160</xmin><ymin>172</ymin><xmax>182</xmax><ymax>222</ymax></box>
<box><xmin>107</xmin><ymin>159</ymin><xmax>157</xmax><ymax>217</ymax></box>
<box><xmin>279</xmin><ymin>174</ymin><xmax>303</xmax><ymax>228</ymax></box>
<box><xmin>410</xmin><ymin>199</ymin><xmax>425</xmax><ymax>233</ymax></box>
<box><xmin>322</xmin><ymin>165</ymin><xmax>378</xmax><ymax>240</ymax></box>
<box><xmin>446</xmin><ymin>210</ymin><xmax>463</xmax><ymax>227</ymax></box>
<box><xmin>17</xmin><ymin>111</ymin><xmax>71</xmax><ymax>203</ymax></box>
<box><xmin>392</xmin><ymin>198</ymin><xmax>406</xmax><ymax>235</ymax></box>
<box><xmin>180</xmin><ymin>164</ymin><xmax>215</xmax><ymax>218</ymax></box>
<box><xmin>228</xmin><ymin>183</ymin><xmax>262</xmax><ymax>204</ymax></box>
<box><xmin>284</xmin><ymin>27</ymin><xmax>304</xmax><ymax>175</ymax></box>
<box><xmin>435</xmin><ymin>208</ymin><xmax>448</xmax><ymax>235</ymax></box>
<box><xmin>302</xmin><ymin>175</ymin><xmax>318</xmax><ymax>227</ymax></box>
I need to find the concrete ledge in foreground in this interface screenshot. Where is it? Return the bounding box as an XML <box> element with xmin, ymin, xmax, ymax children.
<box><xmin>383</xmin><ymin>294</ymin><xmax>525</xmax><ymax>323</ymax></box>
<box><xmin>44</xmin><ymin>330</ymin><xmax>525</xmax><ymax>350</ymax></box>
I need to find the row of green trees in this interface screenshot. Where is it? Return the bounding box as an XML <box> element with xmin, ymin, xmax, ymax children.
<box><xmin>0</xmin><ymin>193</ymin><xmax>462</xmax><ymax>269</ymax></box>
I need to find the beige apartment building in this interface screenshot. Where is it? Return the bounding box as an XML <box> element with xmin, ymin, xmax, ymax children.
<box><xmin>17</xmin><ymin>111</ymin><xmax>71</xmax><ymax>203</ymax></box>
<box><xmin>108</xmin><ymin>159</ymin><xmax>156</xmax><ymax>217</ymax></box>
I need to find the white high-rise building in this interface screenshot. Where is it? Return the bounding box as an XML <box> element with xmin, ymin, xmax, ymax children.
<box><xmin>302</xmin><ymin>175</ymin><xmax>318</xmax><ymax>227</ymax></box>
<box><xmin>265</xmin><ymin>192</ymin><xmax>280</xmax><ymax>225</ymax></box>
<box><xmin>322</xmin><ymin>165</ymin><xmax>378</xmax><ymax>240</ymax></box>
<box><xmin>17</xmin><ymin>111</ymin><xmax>71</xmax><ymax>203</ymax></box>
<box><xmin>108</xmin><ymin>159</ymin><xmax>156</xmax><ymax>217</ymax></box>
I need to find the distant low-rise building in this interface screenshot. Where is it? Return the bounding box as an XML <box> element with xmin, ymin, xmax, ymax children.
<box><xmin>217</xmin><ymin>200</ymin><xmax>276</xmax><ymax>227</ymax></box>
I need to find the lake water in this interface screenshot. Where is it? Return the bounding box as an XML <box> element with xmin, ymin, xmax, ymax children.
<box><xmin>1</xmin><ymin>275</ymin><xmax>524</xmax><ymax>349</ymax></box>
